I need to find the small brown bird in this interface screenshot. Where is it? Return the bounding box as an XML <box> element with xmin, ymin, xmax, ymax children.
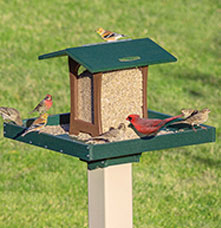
<box><xmin>181</xmin><ymin>109</ymin><xmax>198</xmax><ymax>119</ymax></box>
<box><xmin>86</xmin><ymin>123</ymin><xmax>126</xmax><ymax>143</ymax></box>
<box><xmin>172</xmin><ymin>108</ymin><xmax>210</xmax><ymax>132</ymax></box>
<box><xmin>29</xmin><ymin>94</ymin><xmax>53</xmax><ymax>114</ymax></box>
<box><xmin>21</xmin><ymin>113</ymin><xmax>49</xmax><ymax>137</ymax></box>
<box><xmin>0</xmin><ymin>107</ymin><xmax>23</xmax><ymax>126</ymax></box>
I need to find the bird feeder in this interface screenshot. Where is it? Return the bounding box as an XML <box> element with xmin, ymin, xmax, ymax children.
<box><xmin>3</xmin><ymin>38</ymin><xmax>216</xmax><ymax>228</ymax></box>
<box><xmin>38</xmin><ymin>38</ymin><xmax>177</xmax><ymax>137</ymax></box>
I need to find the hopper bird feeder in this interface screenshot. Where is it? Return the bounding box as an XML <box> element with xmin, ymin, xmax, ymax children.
<box><xmin>38</xmin><ymin>38</ymin><xmax>177</xmax><ymax>137</ymax></box>
<box><xmin>3</xmin><ymin>38</ymin><xmax>216</xmax><ymax>228</ymax></box>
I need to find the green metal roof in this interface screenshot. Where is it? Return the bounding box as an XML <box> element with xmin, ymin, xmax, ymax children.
<box><xmin>38</xmin><ymin>38</ymin><xmax>177</xmax><ymax>73</ymax></box>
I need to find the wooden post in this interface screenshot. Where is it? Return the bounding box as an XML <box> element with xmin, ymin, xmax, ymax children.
<box><xmin>88</xmin><ymin>163</ymin><xmax>133</xmax><ymax>228</ymax></box>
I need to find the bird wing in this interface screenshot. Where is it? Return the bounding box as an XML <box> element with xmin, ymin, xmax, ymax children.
<box><xmin>0</xmin><ymin>107</ymin><xmax>19</xmax><ymax>118</ymax></box>
<box><xmin>102</xmin><ymin>31</ymin><xmax>116</xmax><ymax>39</ymax></box>
<box><xmin>0</xmin><ymin>107</ymin><xmax>11</xmax><ymax>117</ymax></box>
<box><xmin>29</xmin><ymin>117</ymin><xmax>47</xmax><ymax>130</ymax></box>
<box><xmin>30</xmin><ymin>99</ymin><xmax>44</xmax><ymax>113</ymax></box>
<box><xmin>137</xmin><ymin>118</ymin><xmax>162</xmax><ymax>127</ymax></box>
<box><xmin>185</xmin><ymin>113</ymin><xmax>206</xmax><ymax>124</ymax></box>
<box><xmin>21</xmin><ymin>117</ymin><xmax>47</xmax><ymax>136</ymax></box>
<box><xmin>36</xmin><ymin>99</ymin><xmax>44</xmax><ymax>109</ymax></box>
<box><xmin>183</xmin><ymin>110</ymin><xmax>198</xmax><ymax>120</ymax></box>
<box><xmin>28</xmin><ymin>122</ymin><xmax>45</xmax><ymax>131</ymax></box>
<box><xmin>149</xmin><ymin>119</ymin><xmax>164</xmax><ymax>127</ymax></box>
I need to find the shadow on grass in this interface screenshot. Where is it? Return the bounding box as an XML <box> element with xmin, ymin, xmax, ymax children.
<box><xmin>187</xmin><ymin>89</ymin><xmax>203</xmax><ymax>97</ymax></box>
<box><xmin>175</xmin><ymin>71</ymin><xmax>221</xmax><ymax>88</ymax></box>
<box><xmin>212</xmin><ymin>33</ymin><xmax>221</xmax><ymax>59</ymax></box>
<box><xmin>191</xmin><ymin>155</ymin><xmax>221</xmax><ymax>168</ymax></box>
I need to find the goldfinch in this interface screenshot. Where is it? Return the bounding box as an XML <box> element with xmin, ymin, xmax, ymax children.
<box><xmin>96</xmin><ymin>27</ymin><xmax>127</xmax><ymax>42</ymax></box>
<box><xmin>21</xmin><ymin>113</ymin><xmax>48</xmax><ymax>137</ymax></box>
<box><xmin>0</xmin><ymin>107</ymin><xmax>23</xmax><ymax>126</ymax></box>
<box><xmin>29</xmin><ymin>94</ymin><xmax>53</xmax><ymax>114</ymax></box>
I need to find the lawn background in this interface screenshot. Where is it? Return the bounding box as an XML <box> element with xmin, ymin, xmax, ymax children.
<box><xmin>0</xmin><ymin>0</ymin><xmax>220</xmax><ymax>227</ymax></box>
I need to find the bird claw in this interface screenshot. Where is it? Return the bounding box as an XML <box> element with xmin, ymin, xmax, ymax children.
<box><xmin>192</xmin><ymin>127</ymin><xmax>197</xmax><ymax>133</ymax></box>
<box><xmin>200</xmin><ymin>125</ymin><xmax>207</xmax><ymax>130</ymax></box>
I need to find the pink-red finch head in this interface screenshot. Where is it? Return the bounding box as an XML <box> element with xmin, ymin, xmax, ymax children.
<box><xmin>45</xmin><ymin>94</ymin><xmax>52</xmax><ymax>101</ymax></box>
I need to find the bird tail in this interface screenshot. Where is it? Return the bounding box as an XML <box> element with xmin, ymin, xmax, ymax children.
<box><xmin>21</xmin><ymin>131</ymin><xmax>28</xmax><ymax>137</ymax></box>
<box><xmin>169</xmin><ymin>120</ymin><xmax>187</xmax><ymax>126</ymax></box>
<box><xmin>158</xmin><ymin>114</ymin><xmax>184</xmax><ymax>128</ymax></box>
<box><xmin>21</xmin><ymin>129</ymin><xmax>34</xmax><ymax>137</ymax></box>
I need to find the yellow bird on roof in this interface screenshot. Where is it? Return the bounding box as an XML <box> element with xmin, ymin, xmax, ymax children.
<box><xmin>96</xmin><ymin>27</ymin><xmax>127</xmax><ymax>42</ymax></box>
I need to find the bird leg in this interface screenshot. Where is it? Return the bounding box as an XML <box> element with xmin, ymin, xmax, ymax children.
<box><xmin>199</xmin><ymin>125</ymin><xmax>207</xmax><ymax>130</ymax></box>
<box><xmin>192</xmin><ymin>125</ymin><xmax>197</xmax><ymax>132</ymax></box>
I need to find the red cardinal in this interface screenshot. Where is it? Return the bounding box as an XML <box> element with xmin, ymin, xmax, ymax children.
<box><xmin>29</xmin><ymin>94</ymin><xmax>53</xmax><ymax>114</ymax></box>
<box><xmin>126</xmin><ymin>114</ymin><xmax>184</xmax><ymax>135</ymax></box>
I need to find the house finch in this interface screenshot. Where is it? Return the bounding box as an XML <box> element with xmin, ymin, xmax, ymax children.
<box><xmin>126</xmin><ymin>114</ymin><xmax>184</xmax><ymax>136</ymax></box>
<box><xmin>181</xmin><ymin>109</ymin><xmax>198</xmax><ymax>119</ymax></box>
<box><xmin>86</xmin><ymin>123</ymin><xmax>126</xmax><ymax>143</ymax></box>
<box><xmin>96</xmin><ymin>27</ymin><xmax>127</xmax><ymax>42</ymax></box>
<box><xmin>171</xmin><ymin>108</ymin><xmax>210</xmax><ymax>132</ymax></box>
<box><xmin>29</xmin><ymin>94</ymin><xmax>52</xmax><ymax>114</ymax></box>
<box><xmin>21</xmin><ymin>113</ymin><xmax>48</xmax><ymax>137</ymax></box>
<box><xmin>0</xmin><ymin>107</ymin><xmax>23</xmax><ymax>126</ymax></box>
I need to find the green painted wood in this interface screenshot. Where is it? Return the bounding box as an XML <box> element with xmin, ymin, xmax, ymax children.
<box><xmin>88</xmin><ymin>126</ymin><xmax>215</xmax><ymax>161</ymax></box>
<box><xmin>38</xmin><ymin>49</ymin><xmax>67</xmax><ymax>60</ymax></box>
<box><xmin>86</xmin><ymin>154</ymin><xmax>141</xmax><ymax>170</ymax></box>
<box><xmin>3</xmin><ymin>122</ymin><xmax>90</xmax><ymax>161</ymax></box>
<box><xmin>3</xmin><ymin>110</ymin><xmax>216</xmax><ymax>170</ymax></box>
<box><xmin>38</xmin><ymin>38</ymin><xmax>177</xmax><ymax>73</ymax></box>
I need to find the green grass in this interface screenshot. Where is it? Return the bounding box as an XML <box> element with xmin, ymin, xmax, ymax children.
<box><xmin>0</xmin><ymin>0</ymin><xmax>220</xmax><ymax>227</ymax></box>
